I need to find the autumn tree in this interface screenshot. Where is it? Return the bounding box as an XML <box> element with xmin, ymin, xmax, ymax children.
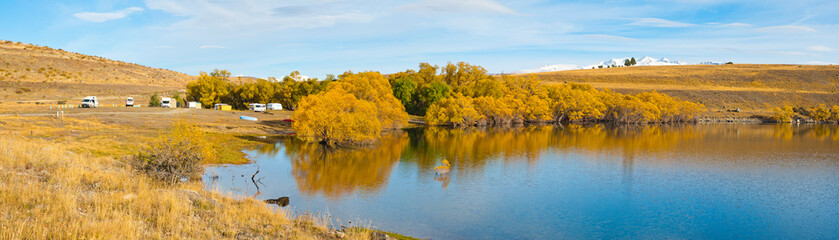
<box><xmin>548</xmin><ymin>84</ymin><xmax>606</xmax><ymax>122</ymax></box>
<box><xmin>425</xmin><ymin>93</ymin><xmax>479</xmax><ymax>126</ymax></box>
<box><xmin>292</xmin><ymin>87</ymin><xmax>381</xmax><ymax>146</ymax></box>
<box><xmin>473</xmin><ymin>96</ymin><xmax>514</xmax><ymax>125</ymax></box>
<box><xmin>809</xmin><ymin>104</ymin><xmax>832</xmax><ymax>122</ymax></box>
<box><xmin>772</xmin><ymin>106</ymin><xmax>795</xmax><ymax>122</ymax></box>
<box><xmin>832</xmin><ymin>105</ymin><xmax>839</xmax><ymax>121</ymax></box>
<box><xmin>331</xmin><ymin>71</ymin><xmax>409</xmax><ymax>129</ymax></box>
<box><xmin>186</xmin><ymin>69</ymin><xmax>232</xmax><ymax>108</ymax></box>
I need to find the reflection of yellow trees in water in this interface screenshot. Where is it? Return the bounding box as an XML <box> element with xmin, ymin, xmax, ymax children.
<box><xmin>283</xmin><ymin>132</ymin><xmax>409</xmax><ymax>199</ymax></box>
<box><xmin>273</xmin><ymin>124</ymin><xmax>838</xmax><ymax>198</ymax></box>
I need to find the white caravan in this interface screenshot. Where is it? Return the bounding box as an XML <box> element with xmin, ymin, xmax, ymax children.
<box><xmin>81</xmin><ymin>96</ymin><xmax>98</xmax><ymax>108</ymax></box>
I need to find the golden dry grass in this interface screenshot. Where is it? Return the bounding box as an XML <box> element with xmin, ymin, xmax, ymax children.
<box><xmin>523</xmin><ymin>64</ymin><xmax>839</xmax><ymax>114</ymax></box>
<box><xmin>0</xmin><ymin>114</ymin><xmax>388</xmax><ymax>239</ymax></box>
<box><xmin>0</xmin><ymin>136</ymin><xmax>381</xmax><ymax>239</ymax></box>
<box><xmin>0</xmin><ymin>40</ymin><xmax>192</xmax><ymax>87</ymax></box>
<box><xmin>0</xmin><ymin>107</ymin><xmax>294</xmax><ymax>164</ymax></box>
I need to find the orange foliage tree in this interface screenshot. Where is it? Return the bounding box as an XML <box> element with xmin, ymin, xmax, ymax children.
<box><xmin>292</xmin><ymin>87</ymin><xmax>381</xmax><ymax>145</ymax></box>
<box><xmin>332</xmin><ymin>71</ymin><xmax>410</xmax><ymax>129</ymax></box>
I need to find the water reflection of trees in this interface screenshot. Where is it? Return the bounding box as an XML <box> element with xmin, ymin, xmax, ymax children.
<box><xmin>279</xmin><ymin>132</ymin><xmax>410</xmax><ymax>200</ymax></box>
<box><xmin>271</xmin><ymin>124</ymin><xmax>838</xmax><ymax>199</ymax></box>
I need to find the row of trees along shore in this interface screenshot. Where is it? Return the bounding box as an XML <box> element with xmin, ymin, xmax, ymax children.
<box><xmin>185</xmin><ymin>62</ymin><xmax>706</xmax><ymax>145</ymax></box>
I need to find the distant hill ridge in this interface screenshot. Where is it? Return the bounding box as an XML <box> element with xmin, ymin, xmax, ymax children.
<box><xmin>515</xmin><ymin>56</ymin><xmax>691</xmax><ymax>74</ymax></box>
<box><xmin>521</xmin><ymin>64</ymin><xmax>839</xmax><ymax>112</ymax></box>
<box><xmin>0</xmin><ymin>40</ymin><xmax>192</xmax><ymax>87</ymax></box>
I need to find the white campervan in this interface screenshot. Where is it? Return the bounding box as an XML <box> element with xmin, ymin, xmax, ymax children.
<box><xmin>161</xmin><ymin>97</ymin><xmax>175</xmax><ymax>108</ymax></box>
<box><xmin>267</xmin><ymin>103</ymin><xmax>282</xmax><ymax>110</ymax></box>
<box><xmin>81</xmin><ymin>96</ymin><xmax>98</xmax><ymax>108</ymax></box>
<box><xmin>126</xmin><ymin>97</ymin><xmax>134</xmax><ymax>107</ymax></box>
<box><xmin>248</xmin><ymin>103</ymin><xmax>266</xmax><ymax>112</ymax></box>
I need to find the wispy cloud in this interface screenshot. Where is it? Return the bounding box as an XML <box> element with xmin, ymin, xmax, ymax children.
<box><xmin>628</xmin><ymin>18</ymin><xmax>696</xmax><ymax>28</ymax></box>
<box><xmin>807</xmin><ymin>45</ymin><xmax>835</xmax><ymax>52</ymax></box>
<box><xmin>709</xmin><ymin>22</ymin><xmax>753</xmax><ymax>27</ymax></box>
<box><xmin>199</xmin><ymin>45</ymin><xmax>225</xmax><ymax>49</ymax></box>
<box><xmin>757</xmin><ymin>25</ymin><xmax>817</xmax><ymax>33</ymax></box>
<box><xmin>399</xmin><ymin>0</ymin><xmax>520</xmax><ymax>15</ymax></box>
<box><xmin>73</xmin><ymin>7</ymin><xmax>143</xmax><ymax>23</ymax></box>
<box><xmin>579</xmin><ymin>34</ymin><xmax>637</xmax><ymax>41</ymax></box>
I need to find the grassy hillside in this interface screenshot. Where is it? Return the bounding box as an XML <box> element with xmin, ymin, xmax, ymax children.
<box><xmin>0</xmin><ymin>40</ymin><xmax>192</xmax><ymax>106</ymax></box>
<box><xmin>525</xmin><ymin>64</ymin><xmax>839</xmax><ymax>115</ymax></box>
<box><xmin>0</xmin><ymin>40</ymin><xmax>191</xmax><ymax>86</ymax></box>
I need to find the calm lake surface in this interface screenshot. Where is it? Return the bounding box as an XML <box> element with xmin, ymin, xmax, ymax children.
<box><xmin>204</xmin><ymin>124</ymin><xmax>839</xmax><ymax>239</ymax></box>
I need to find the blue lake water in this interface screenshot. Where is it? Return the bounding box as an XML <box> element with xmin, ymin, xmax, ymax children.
<box><xmin>204</xmin><ymin>124</ymin><xmax>839</xmax><ymax>239</ymax></box>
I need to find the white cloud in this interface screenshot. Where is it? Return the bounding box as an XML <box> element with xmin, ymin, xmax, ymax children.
<box><xmin>806</xmin><ymin>45</ymin><xmax>835</xmax><ymax>52</ymax></box>
<box><xmin>199</xmin><ymin>45</ymin><xmax>225</xmax><ymax>49</ymax></box>
<box><xmin>628</xmin><ymin>18</ymin><xmax>696</xmax><ymax>27</ymax></box>
<box><xmin>579</xmin><ymin>34</ymin><xmax>637</xmax><ymax>41</ymax></box>
<box><xmin>399</xmin><ymin>0</ymin><xmax>520</xmax><ymax>15</ymax></box>
<box><xmin>73</xmin><ymin>7</ymin><xmax>143</xmax><ymax>23</ymax></box>
<box><xmin>757</xmin><ymin>25</ymin><xmax>817</xmax><ymax>33</ymax></box>
<box><xmin>713</xmin><ymin>22</ymin><xmax>753</xmax><ymax>27</ymax></box>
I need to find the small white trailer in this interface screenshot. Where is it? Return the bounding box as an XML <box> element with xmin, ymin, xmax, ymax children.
<box><xmin>248</xmin><ymin>103</ymin><xmax>266</xmax><ymax>112</ymax></box>
<box><xmin>161</xmin><ymin>97</ymin><xmax>176</xmax><ymax>108</ymax></box>
<box><xmin>187</xmin><ymin>101</ymin><xmax>202</xmax><ymax>109</ymax></box>
<box><xmin>267</xmin><ymin>103</ymin><xmax>283</xmax><ymax>110</ymax></box>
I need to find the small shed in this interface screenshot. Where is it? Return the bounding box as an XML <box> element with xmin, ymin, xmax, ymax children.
<box><xmin>214</xmin><ymin>103</ymin><xmax>232</xmax><ymax>111</ymax></box>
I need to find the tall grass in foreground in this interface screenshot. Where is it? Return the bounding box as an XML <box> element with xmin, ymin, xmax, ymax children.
<box><xmin>0</xmin><ymin>136</ymin><xmax>372</xmax><ymax>239</ymax></box>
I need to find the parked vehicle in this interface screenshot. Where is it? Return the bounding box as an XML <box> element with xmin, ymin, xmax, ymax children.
<box><xmin>187</xmin><ymin>101</ymin><xmax>201</xmax><ymax>109</ymax></box>
<box><xmin>249</xmin><ymin>103</ymin><xmax>266</xmax><ymax>112</ymax></box>
<box><xmin>161</xmin><ymin>97</ymin><xmax>175</xmax><ymax>108</ymax></box>
<box><xmin>126</xmin><ymin>97</ymin><xmax>134</xmax><ymax>107</ymax></box>
<box><xmin>81</xmin><ymin>96</ymin><xmax>98</xmax><ymax>108</ymax></box>
<box><xmin>267</xmin><ymin>103</ymin><xmax>283</xmax><ymax>110</ymax></box>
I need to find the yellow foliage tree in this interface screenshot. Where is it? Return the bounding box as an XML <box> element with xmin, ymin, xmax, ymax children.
<box><xmin>832</xmin><ymin>105</ymin><xmax>839</xmax><ymax>121</ymax></box>
<box><xmin>772</xmin><ymin>106</ymin><xmax>795</xmax><ymax>122</ymax></box>
<box><xmin>636</xmin><ymin>91</ymin><xmax>704</xmax><ymax>122</ymax></box>
<box><xmin>425</xmin><ymin>93</ymin><xmax>479</xmax><ymax>126</ymax></box>
<box><xmin>602</xmin><ymin>93</ymin><xmax>661</xmax><ymax>123</ymax></box>
<box><xmin>548</xmin><ymin>84</ymin><xmax>606</xmax><ymax>122</ymax></box>
<box><xmin>809</xmin><ymin>104</ymin><xmax>832</xmax><ymax>122</ymax></box>
<box><xmin>331</xmin><ymin>71</ymin><xmax>409</xmax><ymax>129</ymax></box>
<box><xmin>292</xmin><ymin>88</ymin><xmax>381</xmax><ymax>145</ymax></box>
<box><xmin>472</xmin><ymin>96</ymin><xmax>514</xmax><ymax>125</ymax></box>
<box><xmin>186</xmin><ymin>70</ymin><xmax>231</xmax><ymax>108</ymax></box>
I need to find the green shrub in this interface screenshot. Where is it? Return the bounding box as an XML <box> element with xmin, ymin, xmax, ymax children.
<box><xmin>149</xmin><ymin>92</ymin><xmax>161</xmax><ymax>107</ymax></box>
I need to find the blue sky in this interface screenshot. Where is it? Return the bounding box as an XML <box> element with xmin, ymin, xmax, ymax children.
<box><xmin>1</xmin><ymin>0</ymin><xmax>837</xmax><ymax>78</ymax></box>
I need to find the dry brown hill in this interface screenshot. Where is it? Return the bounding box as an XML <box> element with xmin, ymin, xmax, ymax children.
<box><xmin>0</xmin><ymin>40</ymin><xmax>193</xmax><ymax>107</ymax></box>
<box><xmin>523</xmin><ymin>64</ymin><xmax>839</xmax><ymax>115</ymax></box>
<box><xmin>0</xmin><ymin>40</ymin><xmax>191</xmax><ymax>86</ymax></box>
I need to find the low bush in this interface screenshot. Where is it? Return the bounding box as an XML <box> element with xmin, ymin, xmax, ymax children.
<box><xmin>132</xmin><ymin>139</ymin><xmax>203</xmax><ymax>184</ymax></box>
<box><xmin>132</xmin><ymin>120</ymin><xmax>213</xmax><ymax>184</ymax></box>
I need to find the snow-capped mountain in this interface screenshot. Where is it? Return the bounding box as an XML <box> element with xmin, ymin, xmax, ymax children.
<box><xmin>515</xmin><ymin>57</ymin><xmax>688</xmax><ymax>74</ymax></box>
